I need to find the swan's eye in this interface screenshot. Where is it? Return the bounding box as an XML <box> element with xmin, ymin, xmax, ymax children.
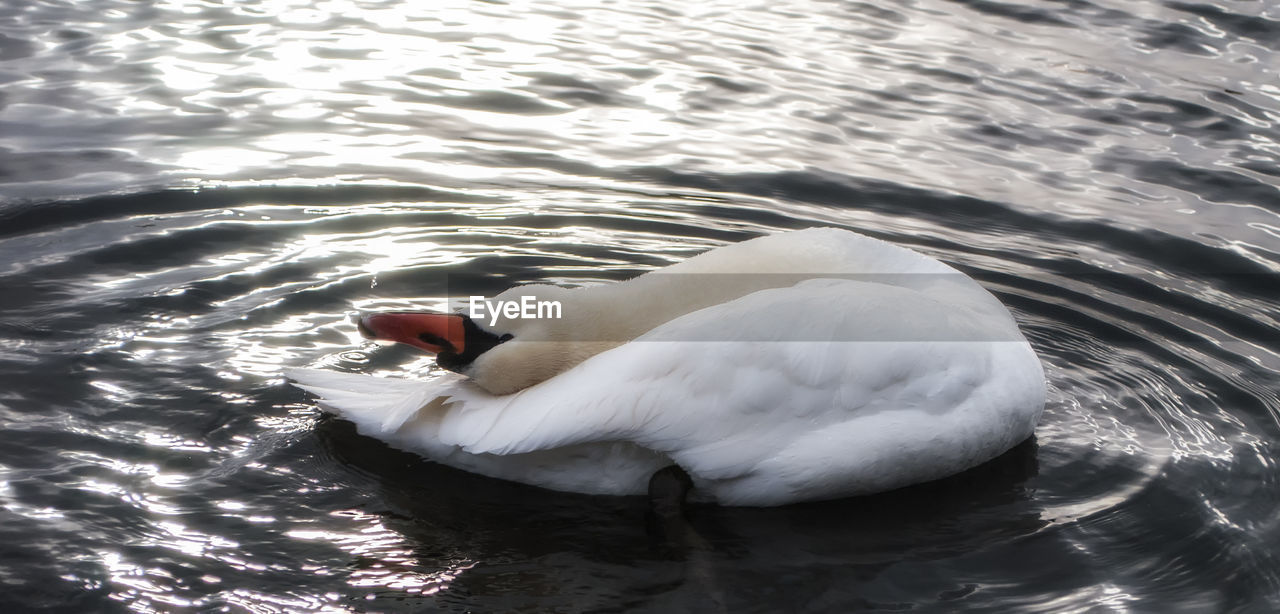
<box><xmin>498</xmin><ymin>333</ymin><xmax>514</xmax><ymax>343</ymax></box>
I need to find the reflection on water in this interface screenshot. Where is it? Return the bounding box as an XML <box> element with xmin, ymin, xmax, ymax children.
<box><xmin>0</xmin><ymin>0</ymin><xmax>1279</xmax><ymax>611</ymax></box>
<box><xmin>288</xmin><ymin>509</ymin><xmax>477</xmax><ymax>597</ymax></box>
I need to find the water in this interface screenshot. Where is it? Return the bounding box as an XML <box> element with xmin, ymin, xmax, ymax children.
<box><xmin>1</xmin><ymin>0</ymin><xmax>1278</xmax><ymax>611</ymax></box>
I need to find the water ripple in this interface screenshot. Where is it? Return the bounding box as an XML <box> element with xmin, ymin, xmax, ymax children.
<box><xmin>1</xmin><ymin>0</ymin><xmax>1279</xmax><ymax>611</ymax></box>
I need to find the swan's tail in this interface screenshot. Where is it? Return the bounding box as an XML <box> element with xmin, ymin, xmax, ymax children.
<box><xmin>284</xmin><ymin>368</ymin><xmax>453</xmax><ymax>434</ymax></box>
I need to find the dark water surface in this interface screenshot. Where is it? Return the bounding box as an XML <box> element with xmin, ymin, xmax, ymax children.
<box><xmin>2</xmin><ymin>0</ymin><xmax>1279</xmax><ymax>611</ymax></box>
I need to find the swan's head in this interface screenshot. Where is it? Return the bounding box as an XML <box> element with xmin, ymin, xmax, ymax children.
<box><xmin>357</xmin><ymin>285</ymin><xmax>617</xmax><ymax>395</ymax></box>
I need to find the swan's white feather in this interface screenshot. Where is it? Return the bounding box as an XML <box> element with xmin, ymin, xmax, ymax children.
<box><xmin>285</xmin><ymin>228</ymin><xmax>1046</xmax><ymax>505</ymax></box>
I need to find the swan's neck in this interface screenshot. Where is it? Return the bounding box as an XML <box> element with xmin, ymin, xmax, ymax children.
<box><xmin>562</xmin><ymin>272</ymin><xmax>796</xmax><ymax>342</ymax></box>
<box><xmin>464</xmin><ymin>229</ymin><xmax>1000</xmax><ymax>394</ymax></box>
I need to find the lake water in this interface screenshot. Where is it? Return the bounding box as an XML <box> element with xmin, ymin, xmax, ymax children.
<box><xmin>2</xmin><ymin>0</ymin><xmax>1279</xmax><ymax>611</ymax></box>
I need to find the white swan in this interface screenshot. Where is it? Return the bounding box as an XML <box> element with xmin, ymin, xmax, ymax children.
<box><xmin>287</xmin><ymin>227</ymin><xmax>1045</xmax><ymax>506</ymax></box>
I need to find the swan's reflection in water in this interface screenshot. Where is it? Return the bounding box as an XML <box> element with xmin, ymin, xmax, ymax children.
<box><xmin>317</xmin><ymin>416</ymin><xmax>1046</xmax><ymax>611</ymax></box>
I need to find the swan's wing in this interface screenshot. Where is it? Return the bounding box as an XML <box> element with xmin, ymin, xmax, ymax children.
<box><xmin>285</xmin><ymin>367</ymin><xmax>468</xmax><ymax>433</ymax></box>
<box><xmin>434</xmin><ymin>279</ymin><xmax>1027</xmax><ymax>480</ymax></box>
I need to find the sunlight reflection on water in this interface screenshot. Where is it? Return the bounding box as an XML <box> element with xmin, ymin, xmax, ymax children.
<box><xmin>1</xmin><ymin>0</ymin><xmax>1279</xmax><ymax>610</ymax></box>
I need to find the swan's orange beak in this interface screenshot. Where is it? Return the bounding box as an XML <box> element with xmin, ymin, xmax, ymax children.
<box><xmin>356</xmin><ymin>312</ymin><xmax>466</xmax><ymax>355</ymax></box>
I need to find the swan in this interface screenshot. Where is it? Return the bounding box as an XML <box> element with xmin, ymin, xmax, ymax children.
<box><xmin>286</xmin><ymin>227</ymin><xmax>1045</xmax><ymax>506</ymax></box>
